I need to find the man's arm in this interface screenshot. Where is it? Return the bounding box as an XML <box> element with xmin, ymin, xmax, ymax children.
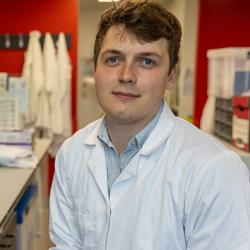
<box><xmin>184</xmin><ymin>151</ymin><xmax>250</xmax><ymax>250</ymax></box>
<box><xmin>49</xmin><ymin>144</ymin><xmax>82</xmax><ymax>250</ymax></box>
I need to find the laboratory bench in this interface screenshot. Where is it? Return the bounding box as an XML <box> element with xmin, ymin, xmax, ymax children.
<box><xmin>0</xmin><ymin>138</ymin><xmax>52</xmax><ymax>249</ymax></box>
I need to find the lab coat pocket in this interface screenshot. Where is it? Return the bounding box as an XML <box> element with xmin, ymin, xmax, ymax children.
<box><xmin>76</xmin><ymin>213</ymin><xmax>97</xmax><ymax>248</ymax></box>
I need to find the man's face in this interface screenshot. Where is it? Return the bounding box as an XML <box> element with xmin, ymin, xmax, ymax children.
<box><xmin>94</xmin><ymin>24</ymin><xmax>176</xmax><ymax>127</ymax></box>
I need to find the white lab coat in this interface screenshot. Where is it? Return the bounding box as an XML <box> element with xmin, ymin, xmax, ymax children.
<box><xmin>57</xmin><ymin>33</ymin><xmax>72</xmax><ymax>137</ymax></box>
<box><xmin>22</xmin><ymin>31</ymin><xmax>44</xmax><ymax>125</ymax></box>
<box><xmin>49</xmin><ymin>102</ymin><xmax>250</xmax><ymax>250</ymax></box>
<box><xmin>200</xmin><ymin>95</ymin><xmax>216</xmax><ymax>133</ymax></box>
<box><xmin>43</xmin><ymin>33</ymin><xmax>60</xmax><ymax>134</ymax></box>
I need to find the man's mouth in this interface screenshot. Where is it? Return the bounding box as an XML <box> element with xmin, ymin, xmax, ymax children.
<box><xmin>112</xmin><ymin>91</ymin><xmax>140</xmax><ymax>99</ymax></box>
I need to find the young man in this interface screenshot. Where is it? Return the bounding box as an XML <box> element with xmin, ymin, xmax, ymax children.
<box><xmin>49</xmin><ymin>1</ymin><xmax>250</xmax><ymax>249</ymax></box>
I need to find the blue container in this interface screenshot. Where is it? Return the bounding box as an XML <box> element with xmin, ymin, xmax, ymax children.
<box><xmin>15</xmin><ymin>184</ymin><xmax>37</xmax><ymax>224</ymax></box>
<box><xmin>233</xmin><ymin>71</ymin><xmax>250</xmax><ymax>95</ymax></box>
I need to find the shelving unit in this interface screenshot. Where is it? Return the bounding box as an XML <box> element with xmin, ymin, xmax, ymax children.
<box><xmin>214</xmin><ymin>98</ymin><xmax>232</xmax><ymax>142</ymax></box>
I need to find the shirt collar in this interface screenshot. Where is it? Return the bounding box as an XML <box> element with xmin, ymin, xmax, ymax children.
<box><xmin>98</xmin><ymin>120</ymin><xmax>112</xmax><ymax>148</ymax></box>
<box><xmin>134</xmin><ymin>102</ymin><xmax>163</xmax><ymax>148</ymax></box>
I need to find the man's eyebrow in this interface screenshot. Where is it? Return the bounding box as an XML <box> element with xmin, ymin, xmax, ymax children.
<box><xmin>101</xmin><ymin>49</ymin><xmax>123</xmax><ymax>56</ymax></box>
<box><xmin>101</xmin><ymin>50</ymin><xmax>161</xmax><ymax>58</ymax></box>
<box><xmin>136</xmin><ymin>52</ymin><xmax>162</xmax><ymax>58</ymax></box>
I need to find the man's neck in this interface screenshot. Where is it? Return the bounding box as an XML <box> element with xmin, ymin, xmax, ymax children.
<box><xmin>105</xmin><ymin>106</ymin><xmax>162</xmax><ymax>155</ymax></box>
<box><xmin>105</xmin><ymin>121</ymin><xmax>140</xmax><ymax>155</ymax></box>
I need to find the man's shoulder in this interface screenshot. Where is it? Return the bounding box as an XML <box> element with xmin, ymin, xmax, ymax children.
<box><xmin>60</xmin><ymin>118</ymin><xmax>102</xmax><ymax>153</ymax></box>
<box><xmin>172</xmin><ymin>117</ymin><xmax>248</xmax><ymax>190</ymax></box>
<box><xmin>173</xmin><ymin>116</ymin><xmax>232</xmax><ymax>160</ymax></box>
<box><xmin>73</xmin><ymin>118</ymin><xmax>102</xmax><ymax>140</ymax></box>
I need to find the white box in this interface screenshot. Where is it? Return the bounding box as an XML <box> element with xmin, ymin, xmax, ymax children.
<box><xmin>6</xmin><ymin>76</ymin><xmax>29</xmax><ymax>129</ymax></box>
<box><xmin>0</xmin><ymin>97</ymin><xmax>18</xmax><ymax>130</ymax></box>
<box><xmin>207</xmin><ymin>47</ymin><xmax>250</xmax><ymax>98</ymax></box>
<box><xmin>0</xmin><ymin>73</ymin><xmax>8</xmax><ymax>94</ymax></box>
<box><xmin>0</xmin><ymin>129</ymin><xmax>34</xmax><ymax>149</ymax></box>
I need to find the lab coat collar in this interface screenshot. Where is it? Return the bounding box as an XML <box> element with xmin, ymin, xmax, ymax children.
<box><xmin>84</xmin><ymin>118</ymin><xmax>105</xmax><ymax>145</ymax></box>
<box><xmin>83</xmin><ymin>102</ymin><xmax>175</xmax><ymax>154</ymax></box>
<box><xmin>113</xmin><ymin>102</ymin><xmax>175</xmax><ymax>185</ymax></box>
<box><xmin>83</xmin><ymin>102</ymin><xmax>175</xmax><ymax>199</ymax></box>
<box><xmin>140</xmin><ymin>102</ymin><xmax>176</xmax><ymax>156</ymax></box>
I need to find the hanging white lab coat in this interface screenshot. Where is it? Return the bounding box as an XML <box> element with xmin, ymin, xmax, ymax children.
<box><xmin>49</xmin><ymin>102</ymin><xmax>250</xmax><ymax>250</ymax></box>
<box><xmin>43</xmin><ymin>33</ymin><xmax>61</xmax><ymax>134</ymax></box>
<box><xmin>200</xmin><ymin>95</ymin><xmax>216</xmax><ymax>133</ymax></box>
<box><xmin>22</xmin><ymin>31</ymin><xmax>44</xmax><ymax>125</ymax></box>
<box><xmin>57</xmin><ymin>33</ymin><xmax>72</xmax><ymax>137</ymax></box>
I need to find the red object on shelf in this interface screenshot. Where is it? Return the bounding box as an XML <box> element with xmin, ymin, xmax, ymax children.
<box><xmin>232</xmin><ymin>96</ymin><xmax>250</xmax><ymax>119</ymax></box>
<box><xmin>232</xmin><ymin>96</ymin><xmax>250</xmax><ymax>152</ymax></box>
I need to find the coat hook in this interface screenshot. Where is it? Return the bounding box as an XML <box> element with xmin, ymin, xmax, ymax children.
<box><xmin>5</xmin><ymin>34</ymin><xmax>10</xmax><ymax>48</ymax></box>
<box><xmin>18</xmin><ymin>33</ymin><xmax>24</xmax><ymax>48</ymax></box>
<box><xmin>54</xmin><ymin>34</ymin><xmax>59</xmax><ymax>48</ymax></box>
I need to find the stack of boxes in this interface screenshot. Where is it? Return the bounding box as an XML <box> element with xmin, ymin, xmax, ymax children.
<box><xmin>0</xmin><ymin>73</ymin><xmax>34</xmax><ymax>150</ymax></box>
<box><xmin>0</xmin><ymin>73</ymin><xmax>29</xmax><ymax>130</ymax></box>
<box><xmin>0</xmin><ymin>130</ymin><xmax>34</xmax><ymax>150</ymax></box>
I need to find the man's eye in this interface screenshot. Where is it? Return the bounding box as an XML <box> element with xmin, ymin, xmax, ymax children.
<box><xmin>105</xmin><ymin>56</ymin><xmax>120</xmax><ymax>65</ymax></box>
<box><xmin>143</xmin><ymin>58</ymin><xmax>153</xmax><ymax>64</ymax></box>
<box><xmin>140</xmin><ymin>58</ymin><xmax>156</xmax><ymax>67</ymax></box>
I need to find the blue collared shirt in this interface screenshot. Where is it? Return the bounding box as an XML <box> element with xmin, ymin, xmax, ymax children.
<box><xmin>98</xmin><ymin>103</ymin><xmax>163</xmax><ymax>193</ymax></box>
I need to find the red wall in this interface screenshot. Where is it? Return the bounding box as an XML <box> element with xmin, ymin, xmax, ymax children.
<box><xmin>0</xmin><ymin>0</ymin><xmax>78</xmax><ymax>132</ymax></box>
<box><xmin>194</xmin><ymin>0</ymin><xmax>250</xmax><ymax>127</ymax></box>
<box><xmin>0</xmin><ymin>0</ymin><xmax>78</xmax><ymax>191</ymax></box>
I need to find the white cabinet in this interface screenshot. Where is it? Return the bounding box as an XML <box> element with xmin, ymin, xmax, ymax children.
<box><xmin>0</xmin><ymin>138</ymin><xmax>52</xmax><ymax>250</ymax></box>
<box><xmin>32</xmin><ymin>153</ymin><xmax>50</xmax><ymax>250</ymax></box>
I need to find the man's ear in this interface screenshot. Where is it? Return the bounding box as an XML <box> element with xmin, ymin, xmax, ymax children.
<box><xmin>166</xmin><ymin>66</ymin><xmax>177</xmax><ymax>90</ymax></box>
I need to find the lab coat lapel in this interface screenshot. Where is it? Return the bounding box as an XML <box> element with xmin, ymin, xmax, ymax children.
<box><xmin>84</xmin><ymin>120</ymin><xmax>109</xmax><ymax>203</ymax></box>
<box><xmin>88</xmin><ymin>144</ymin><xmax>109</xmax><ymax>203</ymax></box>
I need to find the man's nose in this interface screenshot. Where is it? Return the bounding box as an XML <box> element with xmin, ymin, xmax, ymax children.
<box><xmin>118</xmin><ymin>62</ymin><xmax>136</xmax><ymax>84</ymax></box>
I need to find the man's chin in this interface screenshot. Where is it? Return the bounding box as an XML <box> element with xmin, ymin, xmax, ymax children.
<box><xmin>105</xmin><ymin>111</ymin><xmax>136</xmax><ymax>124</ymax></box>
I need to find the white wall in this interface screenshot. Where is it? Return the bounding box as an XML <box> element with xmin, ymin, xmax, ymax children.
<box><xmin>78</xmin><ymin>6</ymin><xmax>107</xmax><ymax>128</ymax></box>
<box><xmin>79</xmin><ymin>6</ymin><xmax>109</xmax><ymax>58</ymax></box>
<box><xmin>167</xmin><ymin>0</ymin><xmax>199</xmax><ymax>120</ymax></box>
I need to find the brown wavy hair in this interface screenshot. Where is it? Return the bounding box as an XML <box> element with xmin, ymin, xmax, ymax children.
<box><xmin>93</xmin><ymin>0</ymin><xmax>182</xmax><ymax>73</ymax></box>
